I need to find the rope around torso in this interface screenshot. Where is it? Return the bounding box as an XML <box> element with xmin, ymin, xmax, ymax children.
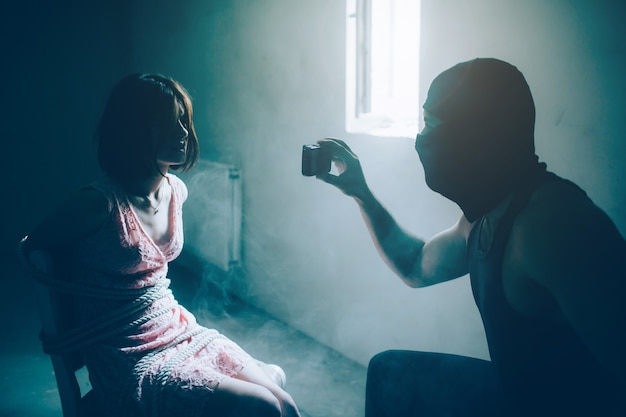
<box><xmin>17</xmin><ymin>237</ymin><xmax>225</xmax><ymax>417</ymax></box>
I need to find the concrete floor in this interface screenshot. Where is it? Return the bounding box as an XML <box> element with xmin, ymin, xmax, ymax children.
<box><xmin>1</xmin><ymin>254</ymin><xmax>366</xmax><ymax>417</ymax></box>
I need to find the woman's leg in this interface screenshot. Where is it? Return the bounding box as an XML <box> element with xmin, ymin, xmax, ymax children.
<box><xmin>231</xmin><ymin>360</ymin><xmax>301</xmax><ymax>417</ymax></box>
<box><xmin>208</xmin><ymin>376</ymin><xmax>284</xmax><ymax>417</ymax></box>
<box><xmin>158</xmin><ymin>360</ymin><xmax>299</xmax><ymax>417</ymax></box>
<box><xmin>365</xmin><ymin>350</ymin><xmax>501</xmax><ymax>417</ymax></box>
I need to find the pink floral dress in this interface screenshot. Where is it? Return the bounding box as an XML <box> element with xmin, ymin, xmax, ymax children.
<box><xmin>70</xmin><ymin>174</ymin><xmax>252</xmax><ymax>417</ymax></box>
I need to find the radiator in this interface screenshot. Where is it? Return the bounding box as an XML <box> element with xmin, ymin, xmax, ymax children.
<box><xmin>180</xmin><ymin>160</ymin><xmax>242</xmax><ymax>272</ymax></box>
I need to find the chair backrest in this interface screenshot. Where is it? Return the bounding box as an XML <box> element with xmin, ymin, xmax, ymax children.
<box><xmin>27</xmin><ymin>250</ymin><xmax>89</xmax><ymax>417</ymax></box>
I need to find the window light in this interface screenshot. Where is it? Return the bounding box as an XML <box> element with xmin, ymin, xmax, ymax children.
<box><xmin>346</xmin><ymin>0</ymin><xmax>421</xmax><ymax>138</ymax></box>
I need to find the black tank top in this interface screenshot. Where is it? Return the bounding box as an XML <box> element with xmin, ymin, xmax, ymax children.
<box><xmin>467</xmin><ymin>169</ymin><xmax>621</xmax><ymax>416</ymax></box>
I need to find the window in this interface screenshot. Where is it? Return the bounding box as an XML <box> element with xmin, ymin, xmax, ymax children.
<box><xmin>346</xmin><ymin>0</ymin><xmax>421</xmax><ymax>138</ymax></box>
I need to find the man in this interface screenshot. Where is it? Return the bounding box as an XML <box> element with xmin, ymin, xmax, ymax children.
<box><xmin>317</xmin><ymin>58</ymin><xmax>625</xmax><ymax>416</ymax></box>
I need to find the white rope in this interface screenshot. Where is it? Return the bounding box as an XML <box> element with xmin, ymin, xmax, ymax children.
<box><xmin>17</xmin><ymin>237</ymin><xmax>172</xmax><ymax>354</ymax></box>
<box><xmin>41</xmin><ymin>286</ymin><xmax>171</xmax><ymax>354</ymax></box>
<box><xmin>17</xmin><ymin>237</ymin><xmax>154</xmax><ymax>300</ymax></box>
<box><xmin>17</xmin><ymin>237</ymin><xmax>229</xmax><ymax>416</ymax></box>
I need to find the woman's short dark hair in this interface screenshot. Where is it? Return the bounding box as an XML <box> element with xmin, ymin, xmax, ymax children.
<box><xmin>96</xmin><ymin>73</ymin><xmax>200</xmax><ymax>181</ymax></box>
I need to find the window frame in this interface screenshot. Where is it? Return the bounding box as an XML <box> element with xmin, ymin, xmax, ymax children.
<box><xmin>346</xmin><ymin>0</ymin><xmax>421</xmax><ymax>138</ymax></box>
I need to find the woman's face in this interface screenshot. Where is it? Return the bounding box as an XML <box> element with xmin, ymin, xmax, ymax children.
<box><xmin>155</xmin><ymin>100</ymin><xmax>189</xmax><ymax>167</ymax></box>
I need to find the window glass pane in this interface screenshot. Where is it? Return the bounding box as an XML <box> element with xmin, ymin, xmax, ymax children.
<box><xmin>346</xmin><ymin>0</ymin><xmax>421</xmax><ymax>138</ymax></box>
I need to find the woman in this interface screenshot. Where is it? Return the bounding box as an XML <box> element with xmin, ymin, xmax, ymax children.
<box><xmin>19</xmin><ymin>74</ymin><xmax>300</xmax><ymax>417</ymax></box>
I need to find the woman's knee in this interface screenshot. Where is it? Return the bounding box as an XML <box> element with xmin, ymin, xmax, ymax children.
<box><xmin>243</xmin><ymin>389</ymin><xmax>282</xmax><ymax>417</ymax></box>
<box><xmin>213</xmin><ymin>378</ymin><xmax>282</xmax><ymax>417</ymax></box>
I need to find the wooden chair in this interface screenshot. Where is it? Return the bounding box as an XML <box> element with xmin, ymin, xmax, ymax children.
<box><xmin>23</xmin><ymin>249</ymin><xmax>100</xmax><ymax>417</ymax></box>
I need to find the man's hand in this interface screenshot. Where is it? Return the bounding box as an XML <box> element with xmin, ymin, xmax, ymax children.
<box><xmin>315</xmin><ymin>138</ymin><xmax>369</xmax><ymax>200</ymax></box>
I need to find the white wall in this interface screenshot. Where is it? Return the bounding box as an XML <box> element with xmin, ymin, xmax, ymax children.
<box><xmin>127</xmin><ymin>0</ymin><xmax>626</xmax><ymax>366</ymax></box>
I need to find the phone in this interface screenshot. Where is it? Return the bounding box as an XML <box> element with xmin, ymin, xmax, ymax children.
<box><xmin>301</xmin><ymin>144</ymin><xmax>331</xmax><ymax>176</ymax></box>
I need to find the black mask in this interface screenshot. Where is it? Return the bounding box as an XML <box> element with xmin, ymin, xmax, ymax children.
<box><xmin>415</xmin><ymin>58</ymin><xmax>544</xmax><ymax>222</ymax></box>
